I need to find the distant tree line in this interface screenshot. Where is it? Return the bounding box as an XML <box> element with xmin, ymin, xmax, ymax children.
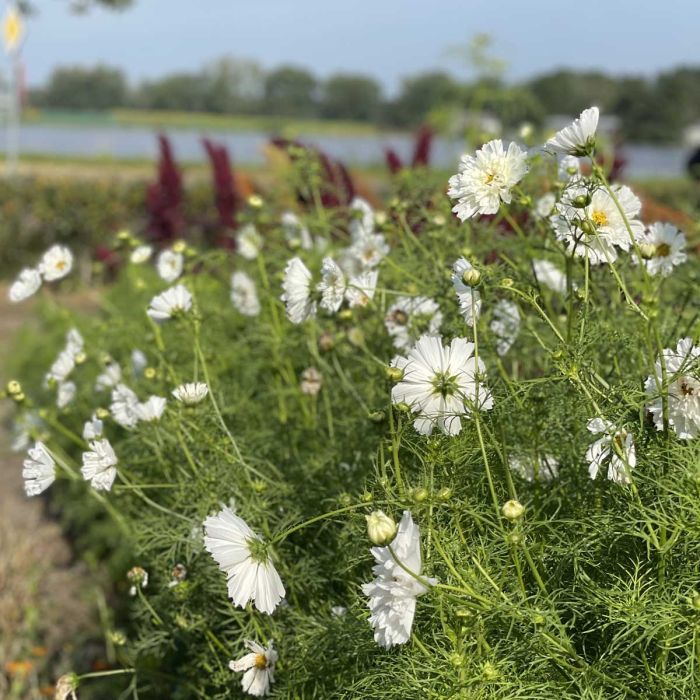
<box><xmin>28</xmin><ymin>58</ymin><xmax>700</xmax><ymax>143</ymax></box>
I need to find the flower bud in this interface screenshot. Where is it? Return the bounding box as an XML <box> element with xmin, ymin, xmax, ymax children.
<box><xmin>74</xmin><ymin>351</ymin><xmax>87</xmax><ymax>365</ymax></box>
<box><xmin>432</xmin><ymin>214</ymin><xmax>446</xmax><ymax>227</ymax></box>
<box><xmin>461</xmin><ymin>268</ymin><xmax>481</xmax><ymax>287</ymax></box>
<box><xmin>109</xmin><ymin>630</ymin><xmax>127</xmax><ymax>646</ymax></box>
<box><xmin>318</xmin><ymin>331</ymin><xmax>335</xmax><ymax>352</ymax></box>
<box><xmin>366</xmin><ymin>510</ymin><xmax>397</xmax><ymax>545</ymax></box>
<box><xmin>692</xmin><ymin>593</ymin><xmax>700</xmax><ymax>611</ymax></box>
<box><xmin>386</xmin><ymin>366</ymin><xmax>404</xmax><ymax>382</ymax></box>
<box><xmin>395</xmin><ymin>401</ymin><xmax>411</xmax><ymax>413</ymax></box>
<box><xmin>375</xmin><ymin>211</ymin><xmax>388</xmax><ymax>226</ymax></box>
<box><xmin>347</xmin><ymin>327</ymin><xmax>364</xmax><ymax>346</ymax></box>
<box><xmin>571</xmin><ymin>193</ymin><xmax>591</xmax><ymax>208</ymax></box>
<box><xmin>172</xmin><ymin>240</ymin><xmax>187</xmax><ymax>254</ymax></box>
<box><xmin>500</xmin><ymin>277</ymin><xmax>514</xmax><ymax>288</ymax></box>
<box><xmin>482</xmin><ymin>661</ymin><xmax>498</xmax><ymax>680</ymax></box>
<box><xmin>6</xmin><ymin>379</ymin><xmax>21</xmax><ymax>395</ymax></box>
<box><xmin>248</xmin><ymin>194</ymin><xmax>264</xmax><ymax>208</ymax></box>
<box><xmin>361</xmin><ymin>490</ymin><xmax>373</xmax><ymax>503</ymax></box>
<box><xmin>639</xmin><ymin>242</ymin><xmax>656</xmax><ymax>260</ymax></box>
<box><xmin>338</xmin><ymin>308</ymin><xmax>353</xmax><ymax>321</ymax></box>
<box><xmin>412</xmin><ymin>487</ymin><xmax>428</xmax><ymax>503</ymax></box>
<box><xmin>96</xmin><ymin>407</ymin><xmax>110</xmax><ymax>419</ymax></box>
<box><xmin>579</xmin><ymin>219</ymin><xmax>596</xmax><ymax>236</ymax></box>
<box><xmin>502</xmin><ymin>500</ymin><xmax>525</xmax><ymax>520</ymax></box>
<box><xmin>368</xmin><ymin>410</ymin><xmax>385</xmax><ymax>423</ymax></box>
<box><xmin>13</xmin><ymin>392</ymin><xmax>25</xmax><ymax>403</ymax></box>
<box><xmin>437</xmin><ymin>486</ymin><xmax>452</xmax><ymax>501</ymax></box>
<box><xmin>144</xmin><ymin>367</ymin><xmax>157</xmax><ymax>380</ymax></box>
<box><xmin>55</xmin><ymin>672</ymin><xmax>80</xmax><ymax>700</ymax></box>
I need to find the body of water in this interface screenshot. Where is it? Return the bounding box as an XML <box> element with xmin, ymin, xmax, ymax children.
<box><xmin>1</xmin><ymin>123</ymin><xmax>692</xmax><ymax>179</ymax></box>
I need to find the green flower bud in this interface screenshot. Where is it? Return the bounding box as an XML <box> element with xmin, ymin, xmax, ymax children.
<box><xmin>386</xmin><ymin>366</ymin><xmax>404</xmax><ymax>382</ymax></box>
<box><xmin>338</xmin><ymin>309</ymin><xmax>353</xmax><ymax>321</ymax></box>
<box><xmin>500</xmin><ymin>277</ymin><xmax>514</xmax><ymax>288</ymax></box>
<box><xmin>412</xmin><ymin>487</ymin><xmax>428</xmax><ymax>503</ymax></box>
<box><xmin>639</xmin><ymin>242</ymin><xmax>656</xmax><ymax>260</ymax></box>
<box><xmin>368</xmin><ymin>410</ymin><xmax>385</xmax><ymax>423</ymax></box>
<box><xmin>579</xmin><ymin>219</ymin><xmax>596</xmax><ymax>236</ymax></box>
<box><xmin>482</xmin><ymin>661</ymin><xmax>498</xmax><ymax>680</ymax></box>
<box><xmin>6</xmin><ymin>379</ymin><xmax>21</xmax><ymax>395</ymax></box>
<box><xmin>502</xmin><ymin>499</ymin><xmax>525</xmax><ymax>520</ymax></box>
<box><xmin>437</xmin><ymin>486</ymin><xmax>452</xmax><ymax>501</ymax></box>
<box><xmin>395</xmin><ymin>401</ymin><xmax>411</xmax><ymax>413</ymax></box>
<box><xmin>461</xmin><ymin>268</ymin><xmax>481</xmax><ymax>287</ymax></box>
<box><xmin>571</xmin><ymin>193</ymin><xmax>591</xmax><ymax>208</ymax></box>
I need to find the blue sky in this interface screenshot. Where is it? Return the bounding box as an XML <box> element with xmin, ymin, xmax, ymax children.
<box><xmin>11</xmin><ymin>0</ymin><xmax>700</xmax><ymax>92</ymax></box>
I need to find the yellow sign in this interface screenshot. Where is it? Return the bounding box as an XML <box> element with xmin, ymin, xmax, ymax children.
<box><xmin>3</xmin><ymin>6</ymin><xmax>23</xmax><ymax>53</ymax></box>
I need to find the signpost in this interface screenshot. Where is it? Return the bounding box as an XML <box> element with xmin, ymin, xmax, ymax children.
<box><xmin>3</xmin><ymin>2</ymin><xmax>23</xmax><ymax>177</ymax></box>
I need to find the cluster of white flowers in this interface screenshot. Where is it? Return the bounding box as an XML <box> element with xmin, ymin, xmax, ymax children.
<box><xmin>45</xmin><ymin>328</ymin><xmax>84</xmax><ymax>408</ymax></box>
<box><xmin>645</xmin><ymin>338</ymin><xmax>699</xmax><ymax>439</ymax></box>
<box><xmin>8</xmin><ymin>244</ymin><xmax>73</xmax><ymax>303</ymax></box>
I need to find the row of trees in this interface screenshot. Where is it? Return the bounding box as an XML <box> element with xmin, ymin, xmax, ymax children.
<box><xmin>29</xmin><ymin>57</ymin><xmax>700</xmax><ymax>142</ymax></box>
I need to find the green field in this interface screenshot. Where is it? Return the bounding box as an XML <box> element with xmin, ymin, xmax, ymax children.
<box><xmin>23</xmin><ymin>107</ymin><xmax>388</xmax><ymax>137</ymax></box>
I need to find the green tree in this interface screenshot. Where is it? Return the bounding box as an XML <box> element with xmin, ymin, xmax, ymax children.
<box><xmin>134</xmin><ymin>73</ymin><xmax>208</xmax><ymax>111</ymax></box>
<box><xmin>527</xmin><ymin>70</ymin><xmax>619</xmax><ymax>115</ymax></box>
<box><xmin>39</xmin><ymin>65</ymin><xmax>127</xmax><ymax>110</ymax></box>
<box><xmin>263</xmin><ymin>66</ymin><xmax>318</xmax><ymax>117</ymax></box>
<box><xmin>387</xmin><ymin>71</ymin><xmax>461</xmax><ymax>127</ymax></box>
<box><xmin>321</xmin><ymin>74</ymin><xmax>383</xmax><ymax>122</ymax></box>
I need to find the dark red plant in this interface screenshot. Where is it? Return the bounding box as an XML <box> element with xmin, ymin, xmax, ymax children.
<box><xmin>271</xmin><ymin>138</ymin><xmax>355</xmax><ymax>209</ymax></box>
<box><xmin>385</xmin><ymin>125</ymin><xmax>434</xmax><ymax>174</ymax></box>
<box><xmin>202</xmin><ymin>138</ymin><xmax>242</xmax><ymax>249</ymax></box>
<box><xmin>146</xmin><ymin>134</ymin><xmax>184</xmax><ymax>245</ymax></box>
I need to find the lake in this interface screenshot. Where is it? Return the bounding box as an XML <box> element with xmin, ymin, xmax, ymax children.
<box><xmin>1</xmin><ymin>123</ymin><xmax>692</xmax><ymax>179</ymax></box>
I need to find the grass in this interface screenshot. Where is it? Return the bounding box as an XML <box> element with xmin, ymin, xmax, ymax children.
<box><xmin>22</xmin><ymin>108</ymin><xmax>390</xmax><ymax>138</ymax></box>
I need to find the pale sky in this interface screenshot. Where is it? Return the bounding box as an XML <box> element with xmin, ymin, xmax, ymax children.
<box><xmin>10</xmin><ymin>0</ymin><xmax>700</xmax><ymax>92</ymax></box>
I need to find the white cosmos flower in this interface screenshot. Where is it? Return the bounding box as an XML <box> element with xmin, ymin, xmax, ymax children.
<box><xmin>96</xmin><ymin>362</ymin><xmax>122</xmax><ymax>391</ymax></box>
<box><xmin>172</xmin><ymin>382</ymin><xmax>209</xmax><ymax>405</ymax></box>
<box><xmin>81</xmin><ymin>438</ymin><xmax>118</xmax><ymax>491</ymax></box>
<box><xmin>534</xmin><ymin>192</ymin><xmax>556</xmax><ymax>220</ymax></box>
<box><xmin>300</xmin><ymin>366</ymin><xmax>322</xmax><ymax>395</ymax></box>
<box><xmin>317</xmin><ymin>257</ymin><xmax>346</xmax><ymax>314</ymax></box>
<box><xmin>451</xmin><ymin>258</ymin><xmax>481</xmax><ymax>327</ymax></box>
<box><xmin>46</xmin><ymin>349</ymin><xmax>76</xmax><ymax>385</ymax></box>
<box><xmin>39</xmin><ymin>244</ymin><xmax>73</xmax><ymax>281</ymax></box>
<box><xmin>135</xmin><ymin>396</ymin><xmax>167</xmax><ymax>422</ymax></box>
<box><xmin>131</xmin><ymin>349</ymin><xmax>148</xmax><ymax>377</ymax></box>
<box><xmin>533</xmin><ymin>259</ymin><xmax>568</xmax><ymax>295</ymax></box>
<box><xmin>22</xmin><ymin>441</ymin><xmax>56</xmax><ymax>497</ymax></box>
<box><xmin>552</xmin><ymin>184</ymin><xmax>643</xmax><ymax>264</ymax></box>
<box><xmin>147</xmin><ymin>284</ymin><xmax>192</xmax><ymax>322</ymax></box>
<box><xmin>385</xmin><ymin>296</ymin><xmax>442</xmax><ymax>351</ymax></box>
<box><xmin>635</xmin><ymin>223</ymin><xmax>687</xmax><ymax>277</ymax></box>
<box><xmin>361</xmin><ymin>511</ymin><xmax>436</xmax><ymax>648</ymax></box>
<box><xmin>9</xmin><ymin>268</ymin><xmax>42</xmax><ymax>303</ymax></box>
<box><xmin>490</xmin><ymin>300</ymin><xmax>521</xmax><ymax>356</ymax></box>
<box><xmin>349</xmin><ymin>231</ymin><xmax>389</xmax><ymax>269</ymax></box>
<box><xmin>345</xmin><ymin>269</ymin><xmax>379</xmax><ymax>308</ymax></box>
<box><xmin>229</xmin><ymin>640</ymin><xmax>278</xmax><ymax>697</ymax></box>
<box><xmin>237</xmin><ymin>224</ymin><xmax>262</xmax><ymax>260</ymax></box>
<box><xmin>130</xmin><ymin>245</ymin><xmax>153</xmax><ymax>264</ymax></box>
<box><xmin>586</xmin><ymin>418</ymin><xmax>636</xmax><ymax>485</ymax></box>
<box><xmin>231</xmin><ymin>271</ymin><xmax>261</xmax><ymax>317</ymax></box>
<box><xmin>82</xmin><ymin>414</ymin><xmax>103</xmax><ymax>440</ymax></box>
<box><xmin>65</xmin><ymin>328</ymin><xmax>84</xmax><ymax>356</ymax></box>
<box><xmin>509</xmin><ymin>453</ymin><xmax>560</xmax><ymax>482</ymax></box>
<box><xmin>645</xmin><ymin>337</ymin><xmax>700</xmax><ymax>439</ymax></box>
<box><xmin>203</xmin><ymin>506</ymin><xmax>285</xmax><ymax>615</ymax></box>
<box><xmin>110</xmin><ymin>383</ymin><xmax>141</xmax><ymax>429</ymax></box>
<box><xmin>281</xmin><ymin>257</ymin><xmax>316</xmax><ymax>324</ymax></box>
<box><xmin>281</xmin><ymin>211</ymin><xmax>313</xmax><ymax>250</ymax></box>
<box><xmin>558</xmin><ymin>155</ymin><xmax>582</xmax><ymax>181</ymax></box>
<box><xmin>546</xmin><ymin>106</ymin><xmax>599</xmax><ymax>156</ymax></box>
<box><xmin>349</xmin><ymin>196</ymin><xmax>375</xmax><ymax>238</ymax></box>
<box><xmin>56</xmin><ymin>381</ymin><xmax>76</xmax><ymax>408</ymax></box>
<box><xmin>157</xmin><ymin>249</ymin><xmax>184</xmax><ymax>283</ymax></box>
<box><xmin>448</xmin><ymin>139</ymin><xmax>529</xmax><ymax>220</ymax></box>
<box><xmin>391</xmin><ymin>335</ymin><xmax>493</xmax><ymax>436</ymax></box>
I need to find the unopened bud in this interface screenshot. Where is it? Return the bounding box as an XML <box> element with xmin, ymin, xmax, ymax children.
<box><xmin>462</xmin><ymin>268</ymin><xmax>481</xmax><ymax>287</ymax></box>
<box><xmin>639</xmin><ymin>242</ymin><xmax>656</xmax><ymax>260</ymax></box>
<box><xmin>692</xmin><ymin>594</ymin><xmax>700</xmax><ymax>611</ymax></box>
<box><xmin>571</xmin><ymin>193</ymin><xmax>591</xmax><ymax>209</ymax></box>
<box><xmin>13</xmin><ymin>392</ymin><xmax>25</xmax><ymax>403</ymax></box>
<box><xmin>318</xmin><ymin>331</ymin><xmax>335</xmax><ymax>352</ymax></box>
<box><xmin>482</xmin><ymin>661</ymin><xmax>498</xmax><ymax>680</ymax></box>
<box><xmin>500</xmin><ymin>277</ymin><xmax>514</xmax><ymax>288</ymax></box>
<box><xmin>96</xmin><ymin>407</ymin><xmax>110</xmax><ymax>419</ymax></box>
<box><xmin>366</xmin><ymin>510</ymin><xmax>397</xmax><ymax>545</ymax></box>
<box><xmin>368</xmin><ymin>410</ymin><xmax>385</xmax><ymax>423</ymax></box>
<box><xmin>6</xmin><ymin>380</ymin><xmax>21</xmax><ymax>395</ymax></box>
<box><xmin>248</xmin><ymin>194</ymin><xmax>264</xmax><ymax>208</ymax></box>
<box><xmin>386</xmin><ymin>366</ymin><xmax>404</xmax><ymax>382</ymax></box>
<box><xmin>74</xmin><ymin>351</ymin><xmax>87</xmax><ymax>365</ymax></box>
<box><xmin>338</xmin><ymin>309</ymin><xmax>353</xmax><ymax>321</ymax></box>
<box><xmin>412</xmin><ymin>487</ymin><xmax>428</xmax><ymax>503</ymax></box>
<box><xmin>347</xmin><ymin>327</ymin><xmax>364</xmax><ymax>346</ymax></box>
<box><xmin>437</xmin><ymin>486</ymin><xmax>452</xmax><ymax>501</ymax></box>
<box><xmin>144</xmin><ymin>367</ymin><xmax>157</xmax><ymax>380</ymax></box>
<box><xmin>395</xmin><ymin>401</ymin><xmax>411</xmax><ymax>413</ymax></box>
<box><xmin>502</xmin><ymin>500</ymin><xmax>525</xmax><ymax>520</ymax></box>
<box><xmin>172</xmin><ymin>240</ymin><xmax>186</xmax><ymax>254</ymax></box>
<box><xmin>579</xmin><ymin>219</ymin><xmax>595</xmax><ymax>236</ymax></box>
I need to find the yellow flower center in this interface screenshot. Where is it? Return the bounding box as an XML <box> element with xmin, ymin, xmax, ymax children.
<box><xmin>254</xmin><ymin>654</ymin><xmax>268</xmax><ymax>669</ymax></box>
<box><xmin>484</xmin><ymin>171</ymin><xmax>496</xmax><ymax>185</ymax></box>
<box><xmin>590</xmin><ymin>210</ymin><xmax>608</xmax><ymax>228</ymax></box>
<box><xmin>655</xmin><ymin>243</ymin><xmax>671</xmax><ymax>257</ymax></box>
<box><xmin>56</xmin><ymin>260</ymin><xmax>67</xmax><ymax>270</ymax></box>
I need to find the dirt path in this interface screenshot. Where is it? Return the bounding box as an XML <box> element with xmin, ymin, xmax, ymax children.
<box><xmin>0</xmin><ymin>289</ymin><xmax>96</xmax><ymax>700</ymax></box>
